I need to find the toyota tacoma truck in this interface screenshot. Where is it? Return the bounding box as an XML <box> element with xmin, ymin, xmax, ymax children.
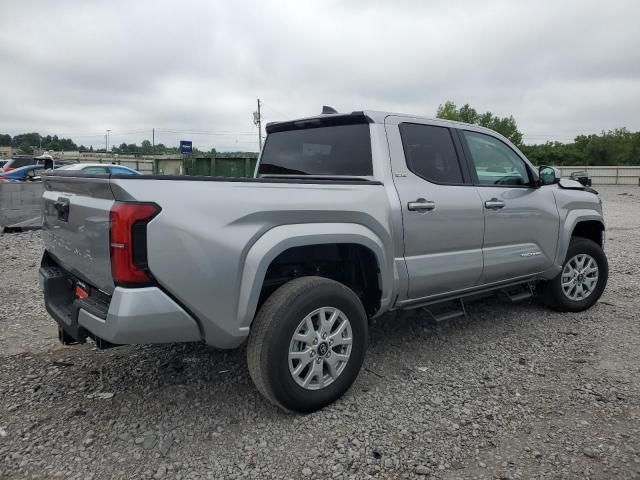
<box><xmin>40</xmin><ymin>109</ymin><xmax>608</xmax><ymax>412</ymax></box>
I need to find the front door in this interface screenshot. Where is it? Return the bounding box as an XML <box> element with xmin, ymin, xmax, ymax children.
<box><xmin>386</xmin><ymin>118</ymin><xmax>485</xmax><ymax>299</ymax></box>
<box><xmin>459</xmin><ymin>129</ymin><xmax>559</xmax><ymax>284</ymax></box>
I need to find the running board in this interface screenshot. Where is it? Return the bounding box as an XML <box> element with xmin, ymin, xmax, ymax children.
<box><xmin>422</xmin><ymin>298</ymin><xmax>467</xmax><ymax>322</ymax></box>
<box><xmin>498</xmin><ymin>284</ymin><xmax>534</xmax><ymax>303</ymax></box>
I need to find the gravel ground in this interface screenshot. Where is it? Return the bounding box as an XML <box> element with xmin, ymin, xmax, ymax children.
<box><xmin>1</xmin><ymin>186</ymin><xmax>639</xmax><ymax>480</ymax></box>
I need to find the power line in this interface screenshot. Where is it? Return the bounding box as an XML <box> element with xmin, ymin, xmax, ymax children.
<box><xmin>157</xmin><ymin>130</ymin><xmax>255</xmax><ymax>136</ymax></box>
<box><xmin>260</xmin><ymin>102</ymin><xmax>288</xmax><ymax>119</ymax></box>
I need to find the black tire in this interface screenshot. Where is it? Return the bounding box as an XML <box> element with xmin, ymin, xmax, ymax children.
<box><xmin>246</xmin><ymin>276</ymin><xmax>368</xmax><ymax>413</ymax></box>
<box><xmin>538</xmin><ymin>237</ymin><xmax>608</xmax><ymax>312</ymax></box>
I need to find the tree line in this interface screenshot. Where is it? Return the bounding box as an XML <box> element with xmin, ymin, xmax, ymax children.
<box><xmin>0</xmin><ymin>132</ymin><xmax>78</xmax><ymax>153</ymax></box>
<box><xmin>3</xmin><ymin>106</ymin><xmax>640</xmax><ymax>165</ymax></box>
<box><xmin>0</xmin><ymin>133</ymin><xmax>216</xmax><ymax>155</ymax></box>
<box><xmin>436</xmin><ymin>101</ymin><xmax>640</xmax><ymax>166</ymax></box>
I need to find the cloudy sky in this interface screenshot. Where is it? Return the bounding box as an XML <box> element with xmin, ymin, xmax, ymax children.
<box><xmin>1</xmin><ymin>0</ymin><xmax>639</xmax><ymax>151</ymax></box>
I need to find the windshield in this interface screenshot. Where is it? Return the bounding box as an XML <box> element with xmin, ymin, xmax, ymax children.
<box><xmin>258</xmin><ymin>124</ymin><xmax>373</xmax><ymax>177</ymax></box>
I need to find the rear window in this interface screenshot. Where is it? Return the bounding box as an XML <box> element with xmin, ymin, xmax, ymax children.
<box><xmin>258</xmin><ymin>124</ymin><xmax>373</xmax><ymax>176</ymax></box>
<box><xmin>8</xmin><ymin>158</ymin><xmax>33</xmax><ymax>168</ymax></box>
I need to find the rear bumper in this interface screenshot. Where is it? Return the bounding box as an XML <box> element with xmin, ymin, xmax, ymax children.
<box><xmin>40</xmin><ymin>265</ymin><xmax>202</xmax><ymax>346</ymax></box>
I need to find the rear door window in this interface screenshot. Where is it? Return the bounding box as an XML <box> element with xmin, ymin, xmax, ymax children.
<box><xmin>81</xmin><ymin>166</ymin><xmax>109</xmax><ymax>174</ymax></box>
<box><xmin>258</xmin><ymin>124</ymin><xmax>372</xmax><ymax>176</ymax></box>
<box><xmin>110</xmin><ymin>167</ymin><xmax>137</xmax><ymax>175</ymax></box>
<box><xmin>399</xmin><ymin>123</ymin><xmax>465</xmax><ymax>184</ymax></box>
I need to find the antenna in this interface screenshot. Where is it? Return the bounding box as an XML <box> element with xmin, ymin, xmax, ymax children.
<box><xmin>322</xmin><ymin>105</ymin><xmax>338</xmax><ymax>114</ymax></box>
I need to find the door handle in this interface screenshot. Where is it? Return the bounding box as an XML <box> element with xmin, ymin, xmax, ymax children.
<box><xmin>408</xmin><ymin>198</ymin><xmax>436</xmax><ymax>212</ymax></box>
<box><xmin>484</xmin><ymin>198</ymin><xmax>505</xmax><ymax>210</ymax></box>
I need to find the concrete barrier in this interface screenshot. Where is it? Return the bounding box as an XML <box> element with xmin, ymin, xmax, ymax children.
<box><xmin>557</xmin><ymin>166</ymin><xmax>640</xmax><ymax>186</ymax></box>
<box><xmin>0</xmin><ymin>182</ymin><xmax>44</xmax><ymax>229</ymax></box>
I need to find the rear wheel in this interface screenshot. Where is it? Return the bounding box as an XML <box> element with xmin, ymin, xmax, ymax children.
<box><xmin>538</xmin><ymin>237</ymin><xmax>608</xmax><ymax>312</ymax></box>
<box><xmin>247</xmin><ymin>276</ymin><xmax>368</xmax><ymax>413</ymax></box>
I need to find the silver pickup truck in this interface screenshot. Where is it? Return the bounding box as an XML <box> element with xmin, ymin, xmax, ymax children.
<box><xmin>40</xmin><ymin>109</ymin><xmax>608</xmax><ymax>412</ymax></box>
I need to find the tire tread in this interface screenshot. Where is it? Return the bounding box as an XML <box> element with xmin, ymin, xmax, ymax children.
<box><xmin>538</xmin><ymin>236</ymin><xmax>608</xmax><ymax>312</ymax></box>
<box><xmin>247</xmin><ymin>276</ymin><xmax>349</xmax><ymax>411</ymax></box>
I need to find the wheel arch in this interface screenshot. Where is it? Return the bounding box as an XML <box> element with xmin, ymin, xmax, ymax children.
<box><xmin>237</xmin><ymin>223</ymin><xmax>393</xmax><ymax>330</ymax></box>
<box><xmin>556</xmin><ymin>211</ymin><xmax>605</xmax><ymax>267</ymax></box>
<box><xmin>571</xmin><ymin>219</ymin><xmax>605</xmax><ymax>247</ymax></box>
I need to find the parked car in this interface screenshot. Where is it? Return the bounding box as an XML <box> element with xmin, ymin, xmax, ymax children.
<box><xmin>40</xmin><ymin>109</ymin><xmax>608</xmax><ymax>412</ymax></box>
<box><xmin>56</xmin><ymin>163</ymin><xmax>141</xmax><ymax>175</ymax></box>
<box><xmin>1</xmin><ymin>156</ymin><xmax>75</xmax><ymax>173</ymax></box>
<box><xmin>0</xmin><ymin>160</ymin><xmax>7</xmax><ymax>169</ymax></box>
<box><xmin>0</xmin><ymin>164</ymin><xmax>49</xmax><ymax>182</ymax></box>
<box><xmin>1</xmin><ymin>157</ymin><xmax>37</xmax><ymax>172</ymax></box>
<box><xmin>569</xmin><ymin>170</ymin><xmax>592</xmax><ymax>187</ymax></box>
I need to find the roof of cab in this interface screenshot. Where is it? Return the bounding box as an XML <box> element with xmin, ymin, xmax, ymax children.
<box><xmin>265</xmin><ymin>109</ymin><xmax>493</xmax><ymax>134</ymax></box>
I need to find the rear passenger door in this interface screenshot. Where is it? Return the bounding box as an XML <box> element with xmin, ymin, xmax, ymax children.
<box><xmin>385</xmin><ymin>117</ymin><xmax>485</xmax><ymax>299</ymax></box>
<box><xmin>459</xmin><ymin>129</ymin><xmax>559</xmax><ymax>283</ymax></box>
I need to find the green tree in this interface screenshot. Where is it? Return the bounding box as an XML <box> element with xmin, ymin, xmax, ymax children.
<box><xmin>436</xmin><ymin>100</ymin><xmax>523</xmax><ymax>146</ymax></box>
<box><xmin>11</xmin><ymin>133</ymin><xmax>41</xmax><ymax>150</ymax></box>
<box><xmin>141</xmin><ymin>140</ymin><xmax>152</xmax><ymax>154</ymax></box>
<box><xmin>0</xmin><ymin>134</ymin><xmax>11</xmax><ymax>146</ymax></box>
<box><xmin>18</xmin><ymin>142</ymin><xmax>33</xmax><ymax>154</ymax></box>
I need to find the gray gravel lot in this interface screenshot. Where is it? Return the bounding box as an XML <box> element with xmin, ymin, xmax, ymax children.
<box><xmin>1</xmin><ymin>186</ymin><xmax>639</xmax><ymax>480</ymax></box>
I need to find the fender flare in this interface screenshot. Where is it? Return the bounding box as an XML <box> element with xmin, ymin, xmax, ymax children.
<box><xmin>236</xmin><ymin>223</ymin><xmax>393</xmax><ymax>331</ymax></box>
<box><xmin>555</xmin><ymin>210</ymin><xmax>605</xmax><ymax>266</ymax></box>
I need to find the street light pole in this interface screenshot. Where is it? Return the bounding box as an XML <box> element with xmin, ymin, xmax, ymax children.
<box><xmin>106</xmin><ymin>129</ymin><xmax>111</xmax><ymax>153</ymax></box>
<box><xmin>253</xmin><ymin>99</ymin><xmax>262</xmax><ymax>151</ymax></box>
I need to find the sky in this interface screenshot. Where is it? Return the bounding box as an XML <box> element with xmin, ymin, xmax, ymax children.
<box><xmin>1</xmin><ymin>0</ymin><xmax>639</xmax><ymax>151</ymax></box>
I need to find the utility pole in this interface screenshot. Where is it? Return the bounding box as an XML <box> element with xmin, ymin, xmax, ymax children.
<box><xmin>152</xmin><ymin>128</ymin><xmax>155</xmax><ymax>148</ymax></box>
<box><xmin>106</xmin><ymin>129</ymin><xmax>111</xmax><ymax>153</ymax></box>
<box><xmin>253</xmin><ymin>99</ymin><xmax>262</xmax><ymax>150</ymax></box>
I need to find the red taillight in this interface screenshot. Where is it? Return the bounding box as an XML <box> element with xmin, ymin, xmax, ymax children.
<box><xmin>109</xmin><ymin>202</ymin><xmax>160</xmax><ymax>286</ymax></box>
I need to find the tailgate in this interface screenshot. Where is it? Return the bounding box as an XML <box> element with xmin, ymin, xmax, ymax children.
<box><xmin>42</xmin><ymin>175</ymin><xmax>116</xmax><ymax>294</ymax></box>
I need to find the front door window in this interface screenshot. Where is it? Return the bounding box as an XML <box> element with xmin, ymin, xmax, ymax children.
<box><xmin>463</xmin><ymin>131</ymin><xmax>530</xmax><ymax>186</ymax></box>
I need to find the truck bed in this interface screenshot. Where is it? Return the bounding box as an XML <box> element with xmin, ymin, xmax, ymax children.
<box><xmin>41</xmin><ymin>172</ymin><xmax>393</xmax><ymax>348</ymax></box>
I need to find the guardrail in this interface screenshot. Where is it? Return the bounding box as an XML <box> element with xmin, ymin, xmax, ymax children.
<box><xmin>557</xmin><ymin>166</ymin><xmax>640</xmax><ymax>185</ymax></box>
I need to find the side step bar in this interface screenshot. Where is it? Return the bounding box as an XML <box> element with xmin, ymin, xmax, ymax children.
<box><xmin>498</xmin><ymin>284</ymin><xmax>534</xmax><ymax>303</ymax></box>
<box><xmin>421</xmin><ymin>283</ymin><xmax>534</xmax><ymax>323</ymax></box>
<box><xmin>422</xmin><ymin>298</ymin><xmax>467</xmax><ymax>322</ymax></box>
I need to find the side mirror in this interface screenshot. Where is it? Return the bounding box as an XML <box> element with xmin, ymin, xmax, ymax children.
<box><xmin>538</xmin><ymin>166</ymin><xmax>558</xmax><ymax>186</ymax></box>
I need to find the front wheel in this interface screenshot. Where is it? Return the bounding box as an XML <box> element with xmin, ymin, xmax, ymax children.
<box><xmin>247</xmin><ymin>276</ymin><xmax>368</xmax><ymax>413</ymax></box>
<box><xmin>538</xmin><ymin>237</ymin><xmax>608</xmax><ymax>312</ymax></box>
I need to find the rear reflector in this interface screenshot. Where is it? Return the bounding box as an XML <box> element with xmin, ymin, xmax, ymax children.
<box><xmin>109</xmin><ymin>202</ymin><xmax>160</xmax><ymax>286</ymax></box>
<box><xmin>75</xmin><ymin>284</ymin><xmax>89</xmax><ymax>299</ymax></box>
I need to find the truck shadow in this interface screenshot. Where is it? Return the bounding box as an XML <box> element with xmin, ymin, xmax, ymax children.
<box><xmin>66</xmin><ymin>296</ymin><xmax>554</xmax><ymax>415</ymax></box>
